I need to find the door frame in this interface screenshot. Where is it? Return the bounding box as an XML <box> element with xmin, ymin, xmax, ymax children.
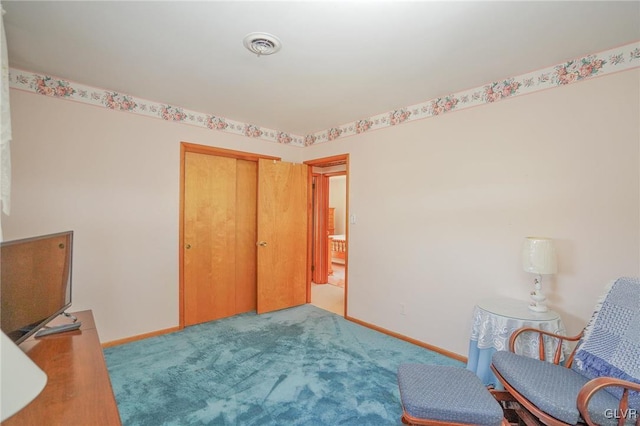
<box><xmin>179</xmin><ymin>142</ymin><xmax>279</xmax><ymax>329</ymax></box>
<box><xmin>311</xmin><ymin>172</ymin><xmax>330</xmax><ymax>283</ymax></box>
<box><xmin>323</xmin><ymin>171</ymin><xmax>347</xmax><ymax>280</ymax></box>
<box><xmin>303</xmin><ymin>154</ymin><xmax>349</xmax><ymax>317</ymax></box>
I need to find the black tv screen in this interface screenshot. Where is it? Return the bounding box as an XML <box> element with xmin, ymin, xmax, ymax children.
<box><xmin>1</xmin><ymin>231</ymin><xmax>73</xmax><ymax>344</ymax></box>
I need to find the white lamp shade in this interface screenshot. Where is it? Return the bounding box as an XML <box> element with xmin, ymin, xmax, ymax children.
<box><xmin>0</xmin><ymin>331</ymin><xmax>48</xmax><ymax>421</ymax></box>
<box><xmin>522</xmin><ymin>237</ymin><xmax>557</xmax><ymax>275</ymax></box>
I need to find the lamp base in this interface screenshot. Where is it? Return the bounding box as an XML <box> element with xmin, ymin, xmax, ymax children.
<box><xmin>528</xmin><ymin>275</ymin><xmax>548</xmax><ymax>313</ymax></box>
<box><xmin>528</xmin><ymin>302</ymin><xmax>548</xmax><ymax>313</ymax></box>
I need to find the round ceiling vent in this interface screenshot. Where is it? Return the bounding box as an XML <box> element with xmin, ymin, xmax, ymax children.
<box><xmin>243</xmin><ymin>32</ymin><xmax>282</xmax><ymax>56</ymax></box>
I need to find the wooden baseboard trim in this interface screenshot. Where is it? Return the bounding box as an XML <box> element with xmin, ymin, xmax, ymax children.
<box><xmin>101</xmin><ymin>326</ymin><xmax>182</xmax><ymax>348</ymax></box>
<box><xmin>101</xmin><ymin>317</ymin><xmax>466</xmax><ymax>363</ymax></box>
<box><xmin>345</xmin><ymin>315</ymin><xmax>467</xmax><ymax>363</ymax></box>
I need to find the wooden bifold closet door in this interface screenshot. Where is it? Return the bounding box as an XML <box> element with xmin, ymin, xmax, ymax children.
<box><xmin>183</xmin><ymin>152</ymin><xmax>257</xmax><ymax>326</ymax></box>
<box><xmin>256</xmin><ymin>158</ymin><xmax>308</xmax><ymax>314</ymax></box>
<box><xmin>181</xmin><ymin>146</ymin><xmax>308</xmax><ymax>327</ymax></box>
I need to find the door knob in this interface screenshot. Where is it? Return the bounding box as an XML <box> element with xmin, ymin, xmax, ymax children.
<box><xmin>185</xmin><ymin>244</ymin><xmax>192</xmax><ymax>249</ymax></box>
<box><xmin>257</xmin><ymin>241</ymin><xmax>267</xmax><ymax>247</ymax></box>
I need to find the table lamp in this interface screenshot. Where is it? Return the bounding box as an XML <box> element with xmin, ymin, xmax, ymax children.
<box><xmin>0</xmin><ymin>331</ymin><xmax>48</xmax><ymax>421</ymax></box>
<box><xmin>522</xmin><ymin>237</ymin><xmax>557</xmax><ymax>313</ymax></box>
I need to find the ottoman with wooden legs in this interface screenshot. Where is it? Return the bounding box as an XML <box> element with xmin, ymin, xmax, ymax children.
<box><xmin>398</xmin><ymin>364</ymin><xmax>507</xmax><ymax>425</ymax></box>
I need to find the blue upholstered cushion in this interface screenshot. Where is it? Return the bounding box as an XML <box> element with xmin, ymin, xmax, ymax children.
<box><xmin>492</xmin><ymin>351</ymin><xmax>631</xmax><ymax>425</ymax></box>
<box><xmin>397</xmin><ymin>364</ymin><xmax>504</xmax><ymax>426</ymax></box>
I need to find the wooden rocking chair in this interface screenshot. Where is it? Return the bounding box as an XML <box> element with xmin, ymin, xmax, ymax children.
<box><xmin>491</xmin><ymin>277</ymin><xmax>640</xmax><ymax>426</ymax></box>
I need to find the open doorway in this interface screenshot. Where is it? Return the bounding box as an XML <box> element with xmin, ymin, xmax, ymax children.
<box><xmin>304</xmin><ymin>155</ymin><xmax>349</xmax><ymax>316</ymax></box>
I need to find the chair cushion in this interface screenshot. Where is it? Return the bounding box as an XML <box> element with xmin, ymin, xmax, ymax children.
<box><xmin>492</xmin><ymin>351</ymin><xmax>627</xmax><ymax>425</ymax></box>
<box><xmin>397</xmin><ymin>364</ymin><xmax>504</xmax><ymax>426</ymax></box>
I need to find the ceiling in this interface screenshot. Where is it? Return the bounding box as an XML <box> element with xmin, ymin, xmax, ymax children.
<box><xmin>3</xmin><ymin>1</ymin><xmax>639</xmax><ymax>136</ymax></box>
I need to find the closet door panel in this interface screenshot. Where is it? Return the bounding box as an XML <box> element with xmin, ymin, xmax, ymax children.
<box><xmin>235</xmin><ymin>159</ymin><xmax>257</xmax><ymax>313</ymax></box>
<box><xmin>184</xmin><ymin>152</ymin><xmax>237</xmax><ymax>326</ymax></box>
<box><xmin>257</xmin><ymin>159</ymin><xmax>308</xmax><ymax>313</ymax></box>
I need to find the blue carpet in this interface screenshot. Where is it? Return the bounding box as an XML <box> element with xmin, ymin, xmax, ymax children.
<box><xmin>104</xmin><ymin>304</ymin><xmax>463</xmax><ymax>425</ymax></box>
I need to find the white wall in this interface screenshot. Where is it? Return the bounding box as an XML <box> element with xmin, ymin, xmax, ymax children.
<box><xmin>303</xmin><ymin>69</ymin><xmax>640</xmax><ymax>356</ymax></box>
<box><xmin>4</xmin><ymin>89</ymin><xmax>302</xmax><ymax>342</ymax></box>
<box><xmin>6</xmin><ymin>70</ymin><xmax>639</xmax><ymax>354</ymax></box>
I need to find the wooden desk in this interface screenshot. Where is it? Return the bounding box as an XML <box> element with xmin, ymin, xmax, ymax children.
<box><xmin>2</xmin><ymin>310</ymin><xmax>121</xmax><ymax>425</ymax></box>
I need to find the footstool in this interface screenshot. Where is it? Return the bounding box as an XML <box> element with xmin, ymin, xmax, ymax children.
<box><xmin>398</xmin><ymin>364</ymin><xmax>506</xmax><ymax>426</ymax></box>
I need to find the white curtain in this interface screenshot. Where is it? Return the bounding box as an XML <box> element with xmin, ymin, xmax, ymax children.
<box><xmin>0</xmin><ymin>2</ymin><xmax>12</xmax><ymax>241</ymax></box>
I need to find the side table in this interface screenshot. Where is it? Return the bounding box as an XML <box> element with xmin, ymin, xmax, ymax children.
<box><xmin>466</xmin><ymin>297</ymin><xmax>567</xmax><ymax>390</ymax></box>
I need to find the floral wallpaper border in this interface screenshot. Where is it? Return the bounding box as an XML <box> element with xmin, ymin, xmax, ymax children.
<box><xmin>8</xmin><ymin>41</ymin><xmax>640</xmax><ymax>148</ymax></box>
<box><xmin>8</xmin><ymin>70</ymin><xmax>306</xmax><ymax>146</ymax></box>
<box><xmin>305</xmin><ymin>41</ymin><xmax>640</xmax><ymax>146</ymax></box>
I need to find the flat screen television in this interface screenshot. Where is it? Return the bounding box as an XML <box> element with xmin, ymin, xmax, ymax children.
<box><xmin>1</xmin><ymin>231</ymin><xmax>74</xmax><ymax>344</ymax></box>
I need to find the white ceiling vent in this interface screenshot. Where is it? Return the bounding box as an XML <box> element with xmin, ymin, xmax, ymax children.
<box><xmin>243</xmin><ymin>32</ymin><xmax>282</xmax><ymax>56</ymax></box>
